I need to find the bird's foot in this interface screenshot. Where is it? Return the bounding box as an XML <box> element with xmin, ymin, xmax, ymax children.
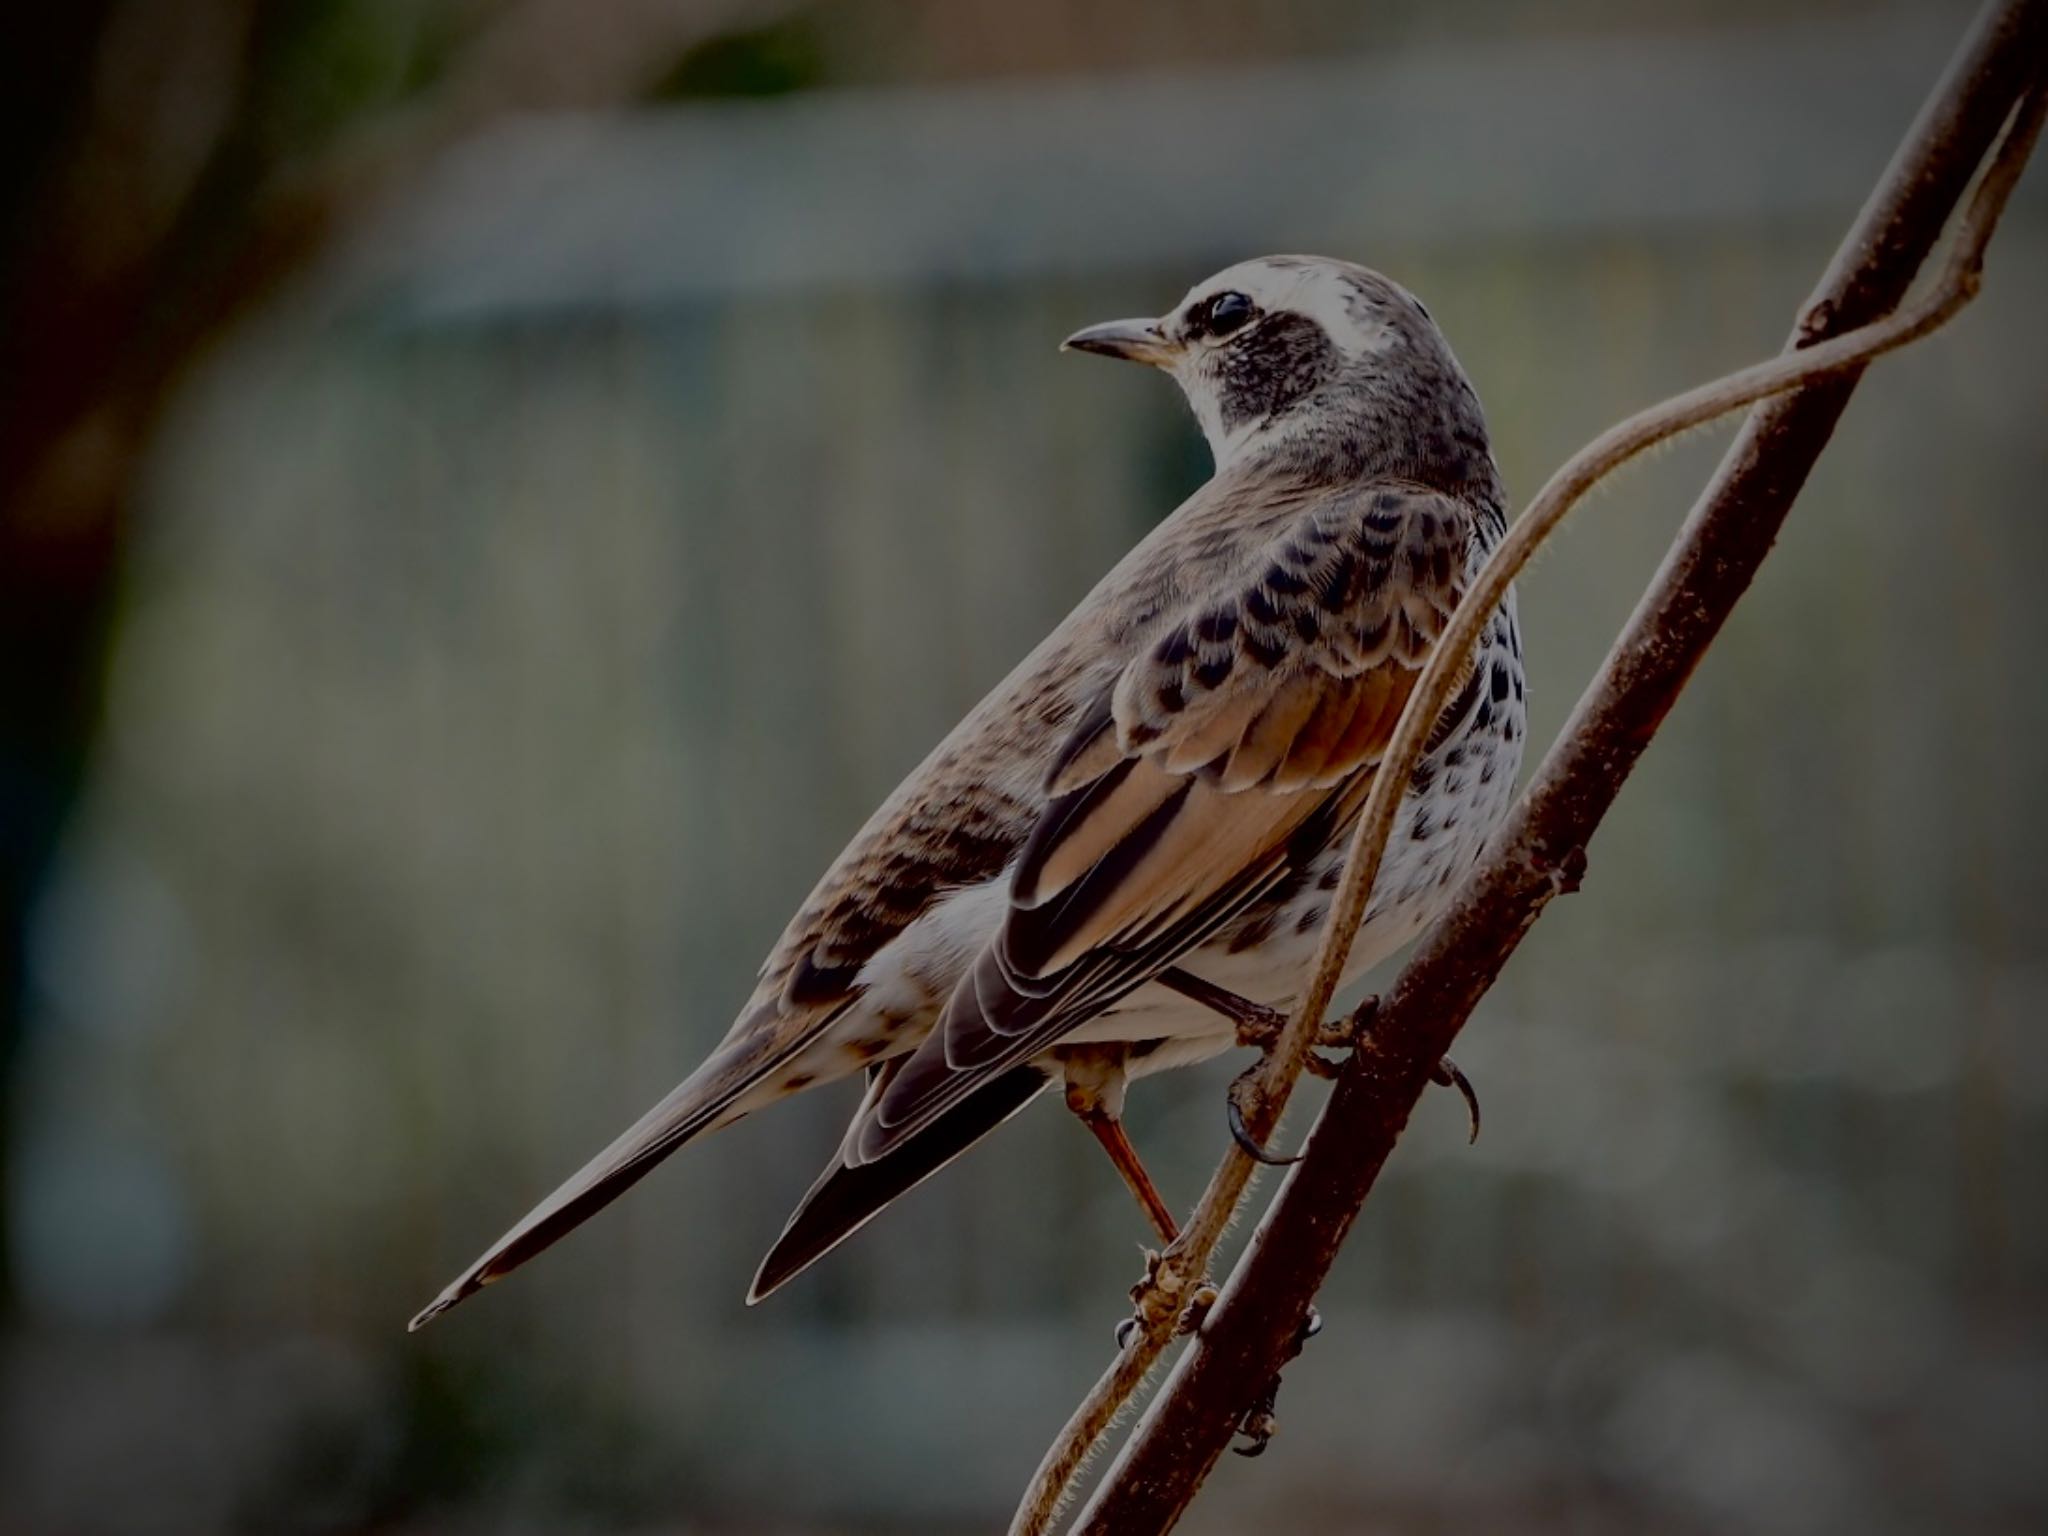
<box><xmin>1214</xmin><ymin>990</ymin><xmax>1387</xmax><ymax>1163</ymax></box>
<box><xmin>1226</xmin><ymin>1046</ymin><xmax>1476</xmax><ymax>1167</ymax></box>
<box><xmin>1165</xmin><ymin>970</ymin><xmax>1476</xmax><ymax>1158</ymax></box>
<box><xmin>1115</xmin><ymin>1278</ymin><xmax>1217</xmax><ymax>1348</ymax></box>
<box><xmin>1232</xmin><ymin>1306</ymin><xmax>1323</xmax><ymax>1457</ymax></box>
<box><xmin>1155</xmin><ymin>968</ymin><xmax>1374</xmax><ymax>1078</ymax></box>
<box><xmin>1290</xmin><ymin>992</ymin><xmax>1481</xmax><ymax>1141</ymax></box>
<box><xmin>1115</xmin><ymin>1249</ymin><xmax>1167</xmax><ymax>1348</ymax></box>
<box><xmin>1310</xmin><ymin>994</ymin><xmax>1380</xmax><ymax>1053</ymax></box>
<box><xmin>1116</xmin><ymin>1248</ymin><xmax>1212</xmax><ymax>1349</ymax></box>
<box><xmin>1156</xmin><ymin>967</ymin><xmax>1291</xmax><ymax>1045</ymax></box>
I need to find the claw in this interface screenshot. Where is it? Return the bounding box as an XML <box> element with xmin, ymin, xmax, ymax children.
<box><xmin>1431</xmin><ymin>1056</ymin><xmax>1480</xmax><ymax>1143</ymax></box>
<box><xmin>1227</xmin><ymin>1071</ymin><xmax>1302</xmax><ymax>1167</ymax></box>
<box><xmin>1231</xmin><ymin>1306</ymin><xmax>1323</xmax><ymax>1455</ymax></box>
<box><xmin>1232</xmin><ymin>1410</ymin><xmax>1276</xmax><ymax>1457</ymax></box>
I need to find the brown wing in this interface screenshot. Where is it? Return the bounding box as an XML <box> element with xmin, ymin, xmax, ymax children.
<box><xmin>857</xmin><ymin>485</ymin><xmax>1475</xmax><ymax>1162</ymax></box>
<box><xmin>413</xmin><ymin>466</ymin><xmax>1323</xmax><ymax>1325</ymax></box>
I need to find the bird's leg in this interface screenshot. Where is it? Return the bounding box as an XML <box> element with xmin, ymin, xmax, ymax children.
<box><xmin>1157</xmin><ymin>969</ymin><xmax>1480</xmax><ymax>1143</ymax></box>
<box><xmin>1154</xmin><ymin>966</ymin><xmax>1289</xmax><ymax>1043</ymax></box>
<box><xmin>1159</xmin><ymin>968</ymin><xmax>1369</xmax><ymax>1162</ymax></box>
<box><xmin>1061</xmin><ymin>1048</ymin><xmax>1180</xmax><ymax>1245</ymax></box>
<box><xmin>1154</xmin><ymin>967</ymin><xmax>1362</xmax><ymax>1073</ymax></box>
<box><xmin>1077</xmin><ymin>1105</ymin><xmax>1181</xmax><ymax>1245</ymax></box>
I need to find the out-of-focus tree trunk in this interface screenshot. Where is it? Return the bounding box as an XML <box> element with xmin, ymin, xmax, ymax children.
<box><xmin>0</xmin><ymin>0</ymin><xmax>797</xmax><ymax>1314</ymax></box>
<box><xmin>1</xmin><ymin>0</ymin><xmax>174</xmax><ymax>1308</ymax></box>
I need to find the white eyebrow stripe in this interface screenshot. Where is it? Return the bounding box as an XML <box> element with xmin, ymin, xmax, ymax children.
<box><xmin>1179</xmin><ymin>260</ymin><xmax>1394</xmax><ymax>358</ymax></box>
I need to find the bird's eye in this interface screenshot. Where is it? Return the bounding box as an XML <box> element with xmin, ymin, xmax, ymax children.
<box><xmin>1197</xmin><ymin>291</ymin><xmax>1255</xmax><ymax>338</ymax></box>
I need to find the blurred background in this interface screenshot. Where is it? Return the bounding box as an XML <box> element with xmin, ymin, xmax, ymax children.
<box><xmin>3</xmin><ymin>1</ymin><xmax>2045</xmax><ymax>1531</ymax></box>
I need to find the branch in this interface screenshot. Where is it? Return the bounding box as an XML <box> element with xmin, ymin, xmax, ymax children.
<box><xmin>1010</xmin><ymin>4</ymin><xmax>2047</xmax><ymax>1531</ymax></box>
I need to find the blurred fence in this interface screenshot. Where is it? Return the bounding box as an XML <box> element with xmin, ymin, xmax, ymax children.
<box><xmin>7</xmin><ymin>9</ymin><xmax>2046</xmax><ymax>1533</ymax></box>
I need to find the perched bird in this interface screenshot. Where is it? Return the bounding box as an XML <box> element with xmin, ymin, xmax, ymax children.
<box><xmin>412</xmin><ymin>255</ymin><xmax>1526</xmax><ymax>1330</ymax></box>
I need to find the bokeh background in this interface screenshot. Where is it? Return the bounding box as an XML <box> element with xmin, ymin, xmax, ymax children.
<box><xmin>4</xmin><ymin>1</ymin><xmax>2045</xmax><ymax>1531</ymax></box>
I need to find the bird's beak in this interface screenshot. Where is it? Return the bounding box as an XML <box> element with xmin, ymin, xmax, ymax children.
<box><xmin>1061</xmin><ymin>317</ymin><xmax>1179</xmax><ymax>368</ymax></box>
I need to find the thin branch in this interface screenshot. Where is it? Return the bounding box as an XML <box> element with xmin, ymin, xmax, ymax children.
<box><xmin>1010</xmin><ymin>4</ymin><xmax>2046</xmax><ymax>1530</ymax></box>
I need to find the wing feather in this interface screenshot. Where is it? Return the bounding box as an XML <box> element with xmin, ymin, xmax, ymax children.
<box><xmin>747</xmin><ymin>1059</ymin><xmax>1053</xmax><ymax>1302</ymax></box>
<box><xmin>860</xmin><ymin>484</ymin><xmax>1477</xmax><ymax>1163</ymax></box>
<box><xmin>1218</xmin><ymin>673</ymin><xmax>1331</xmax><ymax>791</ymax></box>
<box><xmin>418</xmin><ymin>467</ymin><xmax>1357</xmax><ymax>1319</ymax></box>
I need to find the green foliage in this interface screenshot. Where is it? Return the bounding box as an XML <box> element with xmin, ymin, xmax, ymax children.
<box><xmin>654</xmin><ymin>13</ymin><xmax>829</xmax><ymax>100</ymax></box>
<box><xmin>245</xmin><ymin>0</ymin><xmax>446</xmax><ymax>160</ymax></box>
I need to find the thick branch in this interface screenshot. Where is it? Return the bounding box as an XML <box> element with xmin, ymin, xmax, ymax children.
<box><xmin>1035</xmin><ymin>3</ymin><xmax>2046</xmax><ymax>1531</ymax></box>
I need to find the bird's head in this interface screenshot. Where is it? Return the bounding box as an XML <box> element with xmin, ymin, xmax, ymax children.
<box><xmin>1064</xmin><ymin>255</ymin><xmax>1489</xmax><ymax>483</ymax></box>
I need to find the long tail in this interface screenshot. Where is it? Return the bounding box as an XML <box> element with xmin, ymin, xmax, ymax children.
<box><xmin>410</xmin><ymin>1014</ymin><xmax>822</xmax><ymax>1332</ymax></box>
<box><xmin>748</xmin><ymin>1060</ymin><xmax>1050</xmax><ymax>1304</ymax></box>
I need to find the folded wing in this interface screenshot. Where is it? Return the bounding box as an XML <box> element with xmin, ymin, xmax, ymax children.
<box><xmin>857</xmin><ymin>484</ymin><xmax>1475</xmax><ymax>1163</ymax></box>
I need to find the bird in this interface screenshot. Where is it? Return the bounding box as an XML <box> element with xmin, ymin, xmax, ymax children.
<box><xmin>410</xmin><ymin>255</ymin><xmax>1527</xmax><ymax>1331</ymax></box>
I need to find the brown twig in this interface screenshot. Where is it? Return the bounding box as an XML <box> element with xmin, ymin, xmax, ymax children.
<box><xmin>1009</xmin><ymin>3</ymin><xmax>2046</xmax><ymax>1531</ymax></box>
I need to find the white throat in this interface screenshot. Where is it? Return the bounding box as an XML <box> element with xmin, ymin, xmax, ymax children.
<box><xmin>1171</xmin><ymin>359</ymin><xmax>1340</xmax><ymax>472</ymax></box>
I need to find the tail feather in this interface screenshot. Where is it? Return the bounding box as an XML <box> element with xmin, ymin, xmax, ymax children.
<box><xmin>409</xmin><ymin>1013</ymin><xmax>825</xmax><ymax>1332</ymax></box>
<box><xmin>747</xmin><ymin>1061</ymin><xmax>1050</xmax><ymax>1304</ymax></box>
